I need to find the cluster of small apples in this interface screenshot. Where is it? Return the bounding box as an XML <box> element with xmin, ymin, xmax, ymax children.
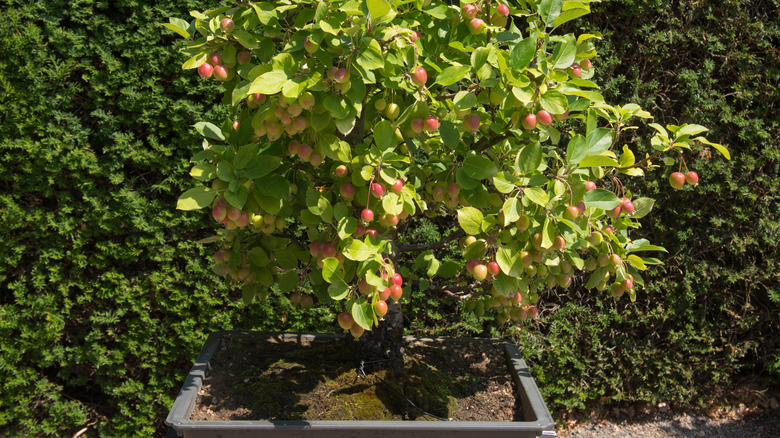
<box><xmin>461</xmin><ymin>2</ymin><xmax>510</xmax><ymax>35</ymax></box>
<box><xmin>289</xmin><ymin>291</ymin><xmax>314</xmax><ymax>309</ymax></box>
<box><xmin>213</xmin><ymin>247</ymin><xmax>256</xmax><ymax>281</ymax></box>
<box><xmin>336</xmin><ymin>311</ymin><xmax>365</xmax><ymax>339</ymax></box>
<box><xmin>250</xmin><ymin>212</ymin><xmax>286</xmax><ymax>234</ymax></box>
<box><xmin>335</xmin><ymin>271</ymin><xmax>405</xmax><ymax>336</ymax></box>
<box><xmin>464</xmin><ymin>293</ymin><xmax>539</xmax><ymax>323</ymax></box>
<box><xmin>580</xmin><ymin>231</ymin><xmax>635</xmax><ymax>296</ymax></box>
<box><xmin>465</xmin><ymin>256</ymin><xmax>501</xmax><ymax>282</ymax></box>
<box><xmin>424</xmin><ymin>181</ymin><xmax>462</xmax><ymax>209</ymax></box>
<box><xmin>374</xmin><ymin>98</ymin><xmax>401</xmax><ymax>120</ymax></box>
<box><xmin>355</xmin><ymin>178</ymin><xmax>410</xmax><ymax>229</ymax></box>
<box><xmin>287</xmin><ymin>139</ymin><xmax>323</xmax><ymax>167</ymax></box>
<box><xmin>251</xmin><ymin>91</ymin><xmax>316</xmax><ymax>143</ymax></box>
<box><xmin>309</xmin><ymin>239</ymin><xmax>344</xmax><ymax>268</ymax></box>
<box><xmin>669</xmin><ymin>170</ymin><xmax>699</xmax><ymax>189</ymax></box>
<box><xmin>569</xmin><ymin>59</ymin><xmax>593</xmax><ymax>78</ymax></box>
<box><xmin>196</xmin><ymin>18</ymin><xmax>252</xmax><ymax>82</ymax></box>
<box><xmin>212</xmin><ymin>197</ymin><xmax>251</xmax><ymax>229</ymax></box>
<box><xmin>325</xmin><ymin>66</ymin><xmax>352</xmax><ymax>94</ymax></box>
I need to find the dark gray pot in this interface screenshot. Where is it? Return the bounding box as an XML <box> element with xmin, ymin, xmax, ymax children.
<box><xmin>166</xmin><ymin>331</ymin><xmax>556</xmax><ymax>437</ymax></box>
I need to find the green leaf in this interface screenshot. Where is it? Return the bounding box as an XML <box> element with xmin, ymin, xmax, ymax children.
<box><xmin>435</xmin><ymin>65</ymin><xmax>471</xmax><ymax>86</ymax></box>
<box><xmin>193</xmin><ymin>122</ymin><xmax>225</xmax><ymax>141</ymax></box>
<box><xmin>582</xmin><ymin>188</ymin><xmax>620</xmax><ymax>210</ymax></box>
<box><xmin>626</xmin><ymin>239</ymin><xmax>667</xmax><ymax>253</ymax></box>
<box><xmin>627</xmin><ymin>255</ymin><xmax>646</xmax><ymax>270</ymax></box>
<box><xmin>510</xmin><ymin>37</ymin><xmax>536</xmax><ymax>71</ymax></box>
<box><xmin>585</xmin><ymin>267</ymin><xmax>608</xmax><ymax>289</ymax></box>
<box><xmin>471</xmin><ymin>47</ymin><xmax>491</xmax><ymax>72</ymax></box>
<box><xmin>345</xmin><ymin>240</ymin><xmax>376</xmax><ymax>261</ymax></box>
<box><xmin>244</xmin><ymin>155</ymin><xmax>282</xmax><ymax>179</ymax></box>
<box><xmin>373</xmin><ymin>120</ymin><xmax>396</xmax><ymax>151</ymax></box>
<box><xmin>177</xmin><ymin>187</ymin><xmax>217</xmax><ymax>211</ymax></box>
<box><xmin>541</xmin><ymin>217</ymin><xmax>555</xmax><ymax>249</ymax></box>
<box><xmin>551</xmin><ymin>35</ymin><xmax>576</xmax><ymax>69</ymax></box>
<box><xmin>351</xmin><ymin>301</ymin><xmax>373</xmax><ymax>330</ymax></box>
<box><xmin>367</xmin><ymin>0</ymin><xmax>392</xmax><ymax>19</ymax></box>
<box><xmin>162</xmin><ymin>18</ymin><xmax>190</xmax><ymax>38</ymax></box>
<box><xmin>457</xmin><ymin>207</ymin><xmax>484</xmax><ymax>235</ymax></box>
<box><xmin>579</xmin><ymin>154</ymin><xmax>620</xmax><ymax>167</ymax></box>
<box><xmin>357</xmin><ymin>38</ymin><xmax>384</xmax><ymax>70</ymax></box>
<box><xmin>516</xmin><ymin>142</ymin><xmax>542</xmax><ymax>175</ymax></box>
<box><xmin>496</xmin><ymin>246</ymin><xmax>524</xmax><ymax>277</ymax></box>
<box><xmin>249</xmin><ymin>247</ymin><xmax>270</xmax><ymax>266</ymax></box>
<box><xmin>693</xmin><ymin>136</ymin><xmax>730</xmax><ymax>160</ymax></box>
<box><xmin>453</xmin><ymin>91</ymin><xmax>477</xmax><ymax>110</ymax></box>
<box><xmin>279</xmin><ymin>271</ymin><xmax>299</xmax><ymax>293</ymax></box>
<box><xmin>524</xmin><ymin>186</ymin><xmax>549</xmax><ymax>207</ymax></box>
<box><xmin>249</xmin><ymin>70</ymin><xmax>288</xmax><ymax>95</ymax></box>
<box><xmin>190</xmin><ymin>163</ymin><xmax>216</xmax><ymax>181</ymax></box>
<box><xmin>182</xmin><ymin>52</ymin><xmax>207</xmax><ymax>70</ymax></box>
<box><xmin>462</xmin><ymin>155</ymin><xmax>499</xmax><ymax>180</ymax></box>
<box><xmin>631</xmin><ymin>197</ymin><xmax>655</xmax><ymax>219</ymax></box>
<box><xmin>439</xmin><ymin>121</ymin><xmax>460</xmax><ymax>149</ymax></box>
<box><xmin>322</xmin><ymin>257</ymin><xmax>345</xmax><ymax>283</ymax></box>
<box><xmin>619</xmin><ymin>144</ymin><xmax>635</xmax><ymax>167</ymax></box>
<box><xmin>553</xmin><ymin>7</ymin><xmax>589</xmax><ymax>27</ymax></box>
<box><xmin>328</xmin><ymin>281</ymin><xmax>350</xmax><ymax>300</ymax></box>
<box><xmin>567</xmin><ymin>128</ymin><xmax>613</xmax><ymax>165</ymax></box>
<box><xmin>337</xmin><ymin>217</ymin><xmax>358</xmax><ymax>239</ymax></box>
<box><xmin>232</xmin><ymin>29</ymin><xmax>259</xmax><ymax>49</ymax></box>
<box><xmin>274</xmin><ymin>248</ymin><xmax>298</xmax><ymax>270</ymax></box>
<box><xmin>539</xmin><ymin>0</ymin><xmax>563</xmax><ymax>28</ymax></box>
<box><xmin>224</xmin><ymin>185</ymin><xmax>248</xmax><ymax>210</ymax></box>
<box><xmin>502</xmin><ymin>197</ymin><xmax>523</xmax><ymax>226</ymax></box>
<box><xmin>234</xmin><ymin>143</ymin><xmax>259</xmax><ymax>170</ymax></box>
<box><xmin>540</xmin><ymin>90</ymin><xmax>568</xmax><ymax>115</ymax></box>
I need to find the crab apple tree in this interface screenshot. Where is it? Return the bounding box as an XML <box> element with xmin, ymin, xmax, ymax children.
<box><xmin>170</xmin><ymin>0</ymin><xmax>729</xmax><ymax>363</ymax></box>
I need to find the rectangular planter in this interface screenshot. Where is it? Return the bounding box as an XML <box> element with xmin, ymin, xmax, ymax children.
<box><xmin>166</xmin><ymin>331</ymin><xmax>556</xmax><ymax>437</ymax></box>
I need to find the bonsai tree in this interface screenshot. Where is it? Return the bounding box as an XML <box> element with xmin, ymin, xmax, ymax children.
<box><xmin>165</xmin><ymin>0</ymin><xmax>728</xmax><ymax>361</ymax></box>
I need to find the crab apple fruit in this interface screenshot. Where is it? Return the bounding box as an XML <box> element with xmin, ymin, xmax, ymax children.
<box><xmin>580</xmin><ymin>59</ymin><xmax>592</xmax><ymax>70</ymax></box>
<box><xmin>350</xmin><ymin>324</ymin><xmax>365</xmax><ymax>339</ymax></box>
<box><xmin>334</xmin><ymin>165</ymin><xmax>348</xmax><ymax>178</ymax></box>
<box><xmin>516</xmin><ymin>215</ymin><xmax>531</xmax><ymax>231</ymax></box>
<box><xmin>226</xmin><ymin>205</ymin><xmax>241</xmax><ymax>221</ymax></box>
<box><xmin>309</xmin><ymin>241</ymin><xmax>323</xmax><ymax>257</ymax></box>
<box><xmin>304</xmin><ymin>37</ymin><xmax>319</xmax><ymax>54</ymax></box>
<box><xmin>463</xmin><ymin>113</ymin><xmax>480</xmax><ymax>132</ymax></box>
<box><xmin>237</xmin><ymin>50</ymin><xmax>251</xmax><ymax>64</ymax></box>
<box><xmin>622</xmin><ymin>277</ymin><xmax>634</xmax><ymax>290</ymax></box>
<box><xmin>212</xmin><ymin>201</ymin><xmax>227</xmax><ymax>221</ymax></box>
<box><xmin>297</xmin><ymin>143</ymin><xmax>313</xmax><ymax>161</ymax></box>
<box><xmin>587</xmin><ymin>231</ymin><xmax>604</xmax><ymax>246</ymax></box>
<box><xmin>322</xmin><ymin>242</ymin><xmax>337</xmax><ymax>258</ymax></box>
<box><xmin>536</xmin><ymin>110</ymin><xmax>553</xmax><ymax>126</ymax></box>
<box><xmin>487</xmin><ymin>262</ymin><xmax>500</xmax><ymax>276</ymax></box>
<box><xmin>466</xmin><ymin>258</ymin><xmax>480</xmax><ymax>274</ymax></box>
<box><xmin>686</xmin><ymin>171</ymin><xmax>699</xmax><ymax>186</ymax></box>
<box><xmin>611</xmin><ymin>283</ymin><xmax>625</xmax><ymax>297</ymax></box>
<box><xmin>236</xmin><ymin>211</ymin><xmax>250</xmax><ymax>228</ymax></box>
<box><xmin>411</xmin><ymin>118</ymin><xmax>424</xmax><ymax>134</ymax></box>
<box><xmin>620</xmin><ymin>198</ymin><xmax>635</xmax><ymax>215</ymax></box>
<box><xmin>220</xmin><ymin>18</ymin><xmax>235</xmax><ymax>33</ymax></box>
<box><xmin>198</xmin><ymin>62</ymin><xmax>213</xmax><ymax>78</ymax></box>
<box><xmin>424</xmin><ymin>116</ymin><xmax>439</xmax><ymax>131</ymax></box>
<box><xmin>411</xmin><ymin>66</ymin><xmax>427</xmax><ymax>87</ymax></box>
<box><xmin>462</xmin><ymin>4</ymin><xmax>478</xmax><ymax>20</ymax></box>
<box><xmin>287</xmin><ymin>140</ymin><xmax>300</xmax><ymax>156</ymax></box>
<box><xmin>468</xmin><ymin>18</ymin><xmax>485</xmax><ymax>35</ymax></box>
<box><xmin>570</xmin><ymin>63</ymin><xmax>582</xmax><ymax>78</ymax></box>
<box><xmin>584</xmin><ymin>180</ymin><xmax>597</xmax><ymax>191</ymax></box>
<box><xmin>497</xmin><ymin>3</ymin><xmax>509</xmax><ymax>15</ymax></box>
<box><xmin>379</xmin><ymin>287</ymin><xmax>391</xmax><ymax>301</ymax></box>
<box><xmin>333</xmin><ymin>68</ymin><xmax>350</xmax><ymax>84</ymax></box>
<box><xmin>365</xmin><ymin>228</ymin><xmax>378</xmax><ymax>239</ymax></box>
<box><xmin>387</xmin><ymin>284</ymin><xmax>402</xmax><ymax>302</ymax></box>
<box><xmin>361</xmin><ymin>208</ymin><xmax>374</xmax><ymax>223</ymax></box>
<box><xmin>384</xmin><ymin>103</ymin><xmax>400</xmax><ymax>120</ymax></box>
<box><xmin>606</xmin><ymin>204</ymin><xmax>622</xmax><ymax>219</ymax></box>
<box><xmin>391</xmin><ymin>178</ymin><xmax>404</xmax><ymax>193</ymax></box>
<box><xmin>213</xmin><ymin>65</ymin><xmax>229</xmax><ymax>81</ymax></box>
<box><xmin>208</xmin><ymin>52</ymin><xmax>222</xmax><ymax>66</ymax></box>
<box><xmin>358</xmin><ymin>278</ymin><xmax>373</xmax><ymax>295</ymax></box>
<box><xmin>473</xmin><ymin>264</ymin><xmax>488</xmax><ymax>281</ymax></box>
<box><xmin>389</xmin><ymin>273</ymin><xmax>403</xmax><ymax>287</ymax></box>
<box><xmin>447</xmin><ymin>182</ymin><xmax>460</xmax><ymax>197</ymax></box>
<box><xmin>522</xmin><ymin>113</ymin><xmax>537</xmax><ymax>130</ymax></box>
<box><xmin>670</xmin><ymin>172</ymin><xmax>686</xmax><ymax>189</ymax></box>
<box><xmin>373</xmin><ymin>300</ymin><xmax>388</xmax><ymax>317</ymax></box>
<box><xmin>371</xmin><ymin>182</ymin><xmax>386</xmax><ymax>198</ymax></box>
<box><xmin>564</xmin><ymin>205</ymin><xmax>580</xmax><ymax>220</ymax></box>
<box><xmin>298</xmin><ymin>92</ymin><xmax>315</xmax><ymax>110</ymax></box>
<box><xmin>553</xmin><ymin>235</ymin><xmax>566</xmax><ymax>251</ymax></box>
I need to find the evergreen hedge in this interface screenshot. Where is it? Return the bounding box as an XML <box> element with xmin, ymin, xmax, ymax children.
<box><xmin>0</xmin><ymin>0</ymin><xmax>777</xmax><ymax>436</ymax></box>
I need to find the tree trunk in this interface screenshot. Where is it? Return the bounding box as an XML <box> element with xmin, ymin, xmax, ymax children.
<box><xmin>349</xmin><ymin>300</ymin><xmax>404</xmax><ymax>378</ymax></box>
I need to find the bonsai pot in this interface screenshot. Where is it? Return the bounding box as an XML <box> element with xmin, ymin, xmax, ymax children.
<box><xmin>166</xmin><ymin>331</ymin><xmax>556</xmax><ymax>437</ymax></box>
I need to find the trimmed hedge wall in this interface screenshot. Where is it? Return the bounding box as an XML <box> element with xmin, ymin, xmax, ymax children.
<box><xmin>0</xmin><ymin>0</ymin><xmax>778</xmax><ymax>436</ymax></box>
<box><xmin>517</xmin><ymin>0</ymin><xmax>780</xmax><ymax>413</ymax></box>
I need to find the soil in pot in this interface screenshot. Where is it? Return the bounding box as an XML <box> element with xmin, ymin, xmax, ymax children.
<box><xmin>189</xmin><ymin>334</ymin><xmax>521</xmax><ymax>422</ymax></box>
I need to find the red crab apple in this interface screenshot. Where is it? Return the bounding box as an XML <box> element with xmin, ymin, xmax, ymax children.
<box><xmin>487</xmin><ymin>262</ymin><xmax>500</xmax><ymax>276</ymax></box>
<box><xmin>522</xmin><ymin>113</ymin><xmax>537</xmax><ymax>130</ymax></box>
<box><xmin>361</xmin><ymin>208</ymin><xmax>374</xmax><ymax>223</ymax></box>
<box><xmin>424</xmin><ymin>116</ymin><xmax>439</xmax><ymax>131</ymax></box>
<box><xmin>379</xmin><ymin>287</ymin><xmax>390</xmax><ymax>301</ymax></box>
<box><xmin>584</xmin><ymin>181</ymin><xmax>597</xmax><ymax>191</ymax></box>
<box><xmin>686</xmin><ymin>171</ymin><xmax>699</xmax><ymax>186</ymax></box>
<box><xmin>365</xmin><ymin>228</ymin><xmax>378</xmax><ymax>239</ymax></box>
<box><xmin>466</xmin><ymin>258</ymin><xmax>480</xmax><ymax>274</ymax></box>
<box><xmin>468</xmin><ymin>18</ymin><xmax>485</xmax><ymax>35</ymax></box>
<box><xmin>392</xmin><ymin>178</ymin><xmax>404</xmax><ymax>193</ymax></box>
<box><xmin>371</xmin><ymin>182</ymin><xmax>386</xmax><ymax>198</ymax></box>
<box><xmin>334</xmin><ymin>165</ymin><xmax>348</xmax><ymax>178</ymax></box>
<box><xmin>389</xmin><ymin>284</ymin><xmax>403</xmax><ymax>301</ymax></box>
<box><xmin>537</xmin><ymin>110</ymin><xmax>553</xmax><ymax>126</ymax></box>
<box><xmin>411</xmin><ymin>67</ymin><xmax>427</xmax><ymax>87</ymax></box>
<box><xmin>237</xmin><ymin>50</ymin><xmax>251</xmax><ymax>64</ymax></box>
<box><xmin>333</xmin><ymin>68</ymin><xmax>350</xmax><ymax>84</ymax></box>
<box><xmin>297</xmin><ymin>143</ymin><xmax>313</xmax><ymax>161</ymax></box>
<box><xmin>411</xmin><ymin>118</ymin><xmax>424</xmax><ymax>134</ymax></box>
<box><xmin>464</xmin><ymin>113</ymin><xmax>480</xmax><ymax>131</ymax></box>
<box><xmin>337</xmin><ymin>312</ymin><xmax>354</xmax><ymax>330</ymax></box>
<box><xmin>570</xmin><ymin>63</ymin><xmax>582</xmax><ymax>78</ymax></box>
<box><xmin>497</xmin><ymin>4</ymin><xmax>509</xmax><ymax>16</ymax></box>
<box><xmin>473</xmin><ymin>264</ymin><xmax>488</xmax><ymax>281</ymax></box>
<box><xmin>620</xmin><ymin>197</ymin><xmax>635</xmax><ymax>215</ymax></box>
<box><xmin>213</xmin><ymin>65</ymin><xmax>229</xmax><ymax>81</ymax></box>
<box><xmin>462</xmin><ymin>4</ymin><xmax>478</xmax><ymax>20</ymax></box>
<box><xmin>392</xmin><ymin>273</ymin><xmax>403</xmax><ymax>287</ymax></box>
<box><xmin>350</xmin><ymin>325</ymin><xmax>365</xmax><ymax>339</ymax></box>
<box><xmin>220</xmin><ymin>18</ymin><xmax>234</xmax><ymax>33</ymax></box>
<box><xmin>208</xmin><ymin>52</ymin><xmax>222</xmax><ymax>66</ymax></box>
<box><xmin>670</xmin><ymin>172</ymin><xmax>686</xmax><ymax>189</ymax></box>
<box><xmin>373</xmin><ymin>300</ymin><xmax>388</xmax><ymax>317</ymax></box>
<box><xmin>564</xmin><ymin>205</ymin><xmax>580</xmax><ymax>220</ymax></box>
<box><xmin>198</xmin><ymin>62</ymin><xmax>213</xmax><ymax>78</ymax></box>
<box><xmin>304</xmin><ymin>37</ymin><xmax>318</xmax><ymax>54</ymax></box>
<box><xmin>580</xmin><ymin>59</ymin><xmax>592</xmax><ymax>70</ymax></box>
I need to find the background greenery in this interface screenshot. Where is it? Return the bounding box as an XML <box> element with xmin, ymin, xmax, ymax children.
<box><xmin>0</xmin><ymin>0</ymin><xmax>777</xmax><ymax>436</ymax></box>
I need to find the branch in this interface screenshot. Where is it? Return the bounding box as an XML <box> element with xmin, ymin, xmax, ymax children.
<box><xmin>476</xmin><ymin>132</ymin><xmax>513</xmax><ymax>153</ymax></box>
<box><xmin>427</xmin><ymin>283</ymin><xmax>474</xmax><ymax>300</ymax></box>
<box><xmin>395</xmin><ymin>229</ymin><xmax>465</xmax><ymax>253</ymax></box>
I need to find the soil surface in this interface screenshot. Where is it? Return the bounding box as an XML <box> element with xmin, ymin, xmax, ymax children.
<box><xmin>190</xmin><ymin>334</ymin><xmax>520</xmax><ymax>422</ymax></box>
